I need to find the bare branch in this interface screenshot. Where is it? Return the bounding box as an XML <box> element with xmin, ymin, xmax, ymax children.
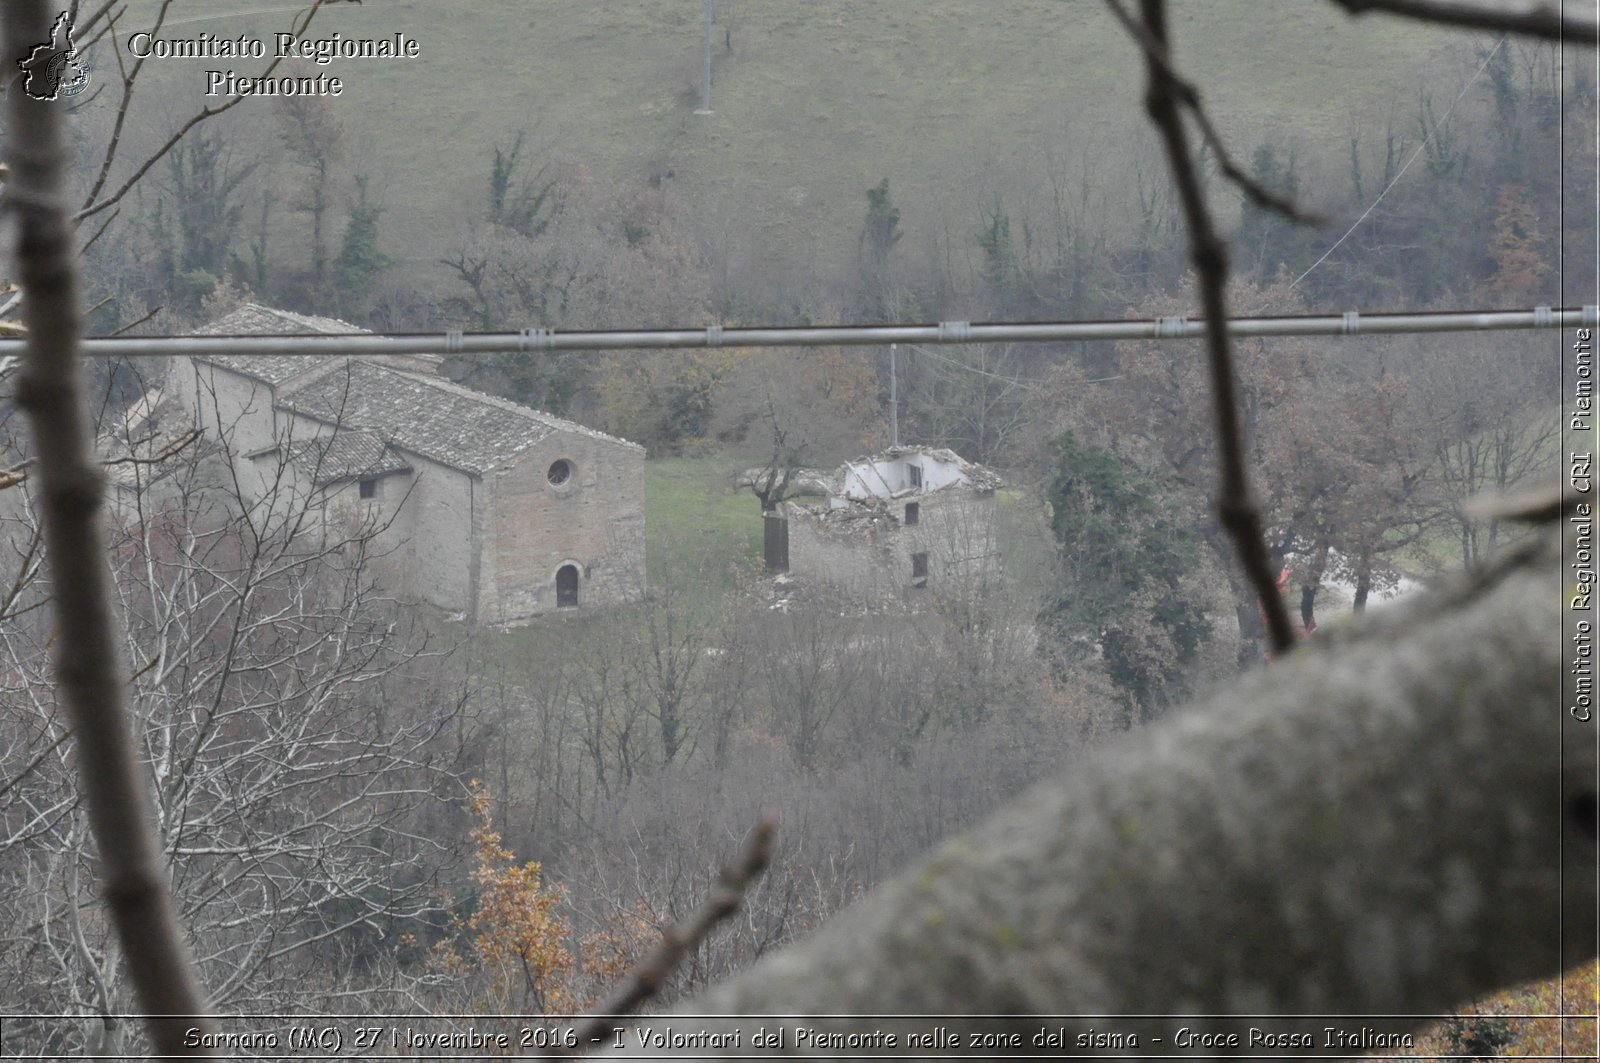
<box><xmin>1103</xmin><ymin>0</ymin><xmax>1325</xmax><ymax>226</ymax></box>
<box><xmin>1463</xmin><ymin>482</ymin><xmax>1590</xmax><ymax>524</ymax></box>
<box><xmin>76</xmin><ymin>205</ymin><xmax>118</xmax><ymax>256</ymax></box>
<box><xmin>107</xmin><ymin>300</ymin><xmax>161</xmax><ymax>336</ymax></box>
<box><xmin>0</xmin><ymin>425</ymin><xmax>194</xmax><ymax>493</ymax></box>
<box><xmin>75</xmin><ymin>0</ymin><xmax>332</xmax><ymax>224</ymax></box>
<box><xmin>0</xmin><ymin>516</ymin><xmax>45</xmax><ymax>620</ymax></box>
<box><xmin>1328</xmin><ymin>0</ymin><xmax>1600</xmax><ymax>43</ymax></box>
<box><xmin>3</xmin><ymin>1</ymin><xmax>216</xmax><ymax>1054</ymax></box>
<box><xmin>76</xmin><ymin>0</ymin><xmax>174</xmax><ymax>214</ymax></box>
<box><xmin>0</xmin><ymin>728</ymin><xmax>70</xmax><ymax>803</ymax></box>
<box><xmin>565</xmin><ymin>812</ymin><xmax>778</xmax><ymax>1057</ymax></box>
<box><xmin>1128</xmin><ymin>0</ymin><xmax>1297</xmax><ymax>656</ymax></box>
<box><xmin>99</xmin><ymin>427</ymin><xmax>202</xmax><ymax>468</ymax></box>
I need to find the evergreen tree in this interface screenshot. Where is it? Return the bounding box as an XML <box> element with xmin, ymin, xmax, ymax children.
<box><xmin>1044</xmin><ymin>431</ymin><xmax>1208</xmax><ymax>722</ymax></box>
<box><xmin>861</xmin><ymin>177</ymin><xmax>902</xmax><ymax>265</ymax></box>
<box><xmin>488</xmin><ymin>132</ymin><xmax>555</xmax><ymax>237</ymax></box>
<box><xmin>856</xmin><ymin>177</ymin><xmax>905</xmax><ymax>316</ymax></box>
<box><xmin>333</xmin><ymin>175</ymin><xmax>390</xmax><ymax>312</ymax></box>
<box><xmin>977</xmin><ymin>195</ymin><xmax>1022</xmax><ymax>306</ymax></box>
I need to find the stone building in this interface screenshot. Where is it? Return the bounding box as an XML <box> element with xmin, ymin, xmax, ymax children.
<box><xmin>782</xmin><ymin>446</ymin><xmax>1002</xmax><ymax>598</ymax></box>
<box><xmin>165</xmin><ymin>303</ymin><xmax>646</xmax><ymax>625</ymax></box>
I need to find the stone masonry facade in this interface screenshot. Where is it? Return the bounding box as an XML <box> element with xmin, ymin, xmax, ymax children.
<box><xmin>165</xmin><ymin>304</ymin><xmax>646</xmax><ymax>625</ymax></box>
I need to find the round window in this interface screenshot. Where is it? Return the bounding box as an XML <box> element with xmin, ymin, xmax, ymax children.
<box><xmin>547</xmin><ymin>459</ymin><xmax>573</xmax><ymax>486</ymax></box>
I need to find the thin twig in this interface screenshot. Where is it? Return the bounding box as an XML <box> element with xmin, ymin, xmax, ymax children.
<box><xmin>1129</xmin><ymin>0</ymin><xmax>1297</xmax><ymax>657</ymax></box>
<box><xmin>1102</xmin><ymin>0</ymin><xmax>1324</xmax><ymax>225</ymax></box>
<box><xmin>108</xmin><ymin>301</ymin><xmax>161</xmax><ymax>336</ymax></box>
<box><xmin>77</xmin><ymin>0</ymin><xmax>174</xmax><ymax>214</ymax></box>
<box><xmin>73</xmin><ymin>0</ymin><xmax>122</xmax><ymax>40</ymax></box>
<box><xmin>1328</xmin><ymin>0</ymin><xmax>1600</xmax><ymax>43</ymax></box>
<box><xmin>83</xmin><ymin>294</ymin><xmax>111</xmax><ymax>321</ymax></box>
<box><xmin>0</xmin><ymin>728</ymin><xmax>71</xmax><ymax>803</ymax></box>
<box><xmin>75</xmin><ymin>0</ymin><xmax>331</xmax><ymax>223</ymax></box>
<box><xmin>76</xmin><ymin>205</ymin><xmax>118</xmax><ymax>256</ymax></box>
<box><xmin>557</xmin><ymin>812</ymin><xmax>778</xmax><ymax>1058</ymax></box>
<box><xmin>100</xmin><ymin>427</ymin><xmax>203</xmax><ymax>467</ymax></box>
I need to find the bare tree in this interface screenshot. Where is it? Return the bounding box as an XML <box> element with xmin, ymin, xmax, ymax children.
<box><xmin>0</xmin><ymin>422</ymin><xmax>458</xmax><ymax>1054</ymax></box>
<box><xmin>714</xmin><ymin>342</ymin><xmax>880</xmax><ymax>506</ymax></box>
<box><xmin>751</xmin><ymin>604</ymin><xmax>865</xmax><ymax>772</ymax></box>
<box><xmin>593</xmin><ymin>518</ymin><xmax>1593</xmax><ymax>1056</ymax></box>
<box><xmin>906</xmin><ymin>342</ymin><xmax>1036</xmax><ymax>466</ymax></box>
<box><xmin>276</xmin><ymin>87</ymin><xmax>347</xmax><ymax>294</ymax></box>
<box><xmin>1407</xmin><ymin>332</ymin><xmax>1561</xmax><ymax>572</ymax></box>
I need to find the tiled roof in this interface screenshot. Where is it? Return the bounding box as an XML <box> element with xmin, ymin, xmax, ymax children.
<box><xmin>275</xmin><ymin>430</ymin><xmax>412</xmax><ymax>486</ymax></box>
<box><xmin>193</xmin><ymin>302</ymin><xmax>366</xmax><ymax>337</ymax></box>
<box><xmin>192</xmin><ymin>303</ymin><xmax>365</xmax><ymax>387</ymax></box>
<box><xmin>280</xmin><ymin>361</ymin><xmax>641</xmax><ymax>475</ymax></box>
<box><xmin>191</xmin><ymin>304</ymin><xmax>640</xmax><ymax>474</ymax></box>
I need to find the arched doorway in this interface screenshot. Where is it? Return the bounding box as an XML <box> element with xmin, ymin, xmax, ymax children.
<box><xmin>555</xmin><ymin>564</ymin><xmax>580</xmax><ymax>608</ymax></box>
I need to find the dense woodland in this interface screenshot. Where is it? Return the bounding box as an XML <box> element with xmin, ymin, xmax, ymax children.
<box><xmin>0</xmin><ymin>2</ymin><xmax>1593</xmax><ymax>1056</ymax></box>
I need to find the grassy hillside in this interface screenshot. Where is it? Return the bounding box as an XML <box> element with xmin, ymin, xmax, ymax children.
<box><xmin>97</xmin><ymin>1</ymin><xmax>1474</xmax><ymax>315</ymax></box>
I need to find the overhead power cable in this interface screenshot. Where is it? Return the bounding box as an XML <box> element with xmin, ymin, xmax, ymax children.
<box><xmin>6</xmin><ymin>306</ymin><xmax>1592</xmax><ymax>360</ymax></box>
<box><xmin>1291</xmin><ymin>35</ymin><xmax>1508</xmax><ymax>290</ymax></box>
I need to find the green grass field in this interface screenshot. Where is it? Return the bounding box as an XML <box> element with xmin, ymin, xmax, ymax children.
<box><xmin>645</xmin><ymin>455</ymin><xmax>763</xmax><ymax>590</ymax></box>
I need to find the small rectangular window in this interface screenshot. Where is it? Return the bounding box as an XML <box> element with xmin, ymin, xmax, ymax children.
<box><xmin>904</xmin><ymin>502</ymin><xmax>920</xmax><ymax>525</ymax></box>
<box><xmin>911</xmin><ymin>552</ymin><xmax>929</xmax><ymax>581</ymax></box>
<box><xmin>358</xmin><ymin>478</ymin><xmax>377</xmax><ymax>499</ymax></box>
<box><xmin>908</xmin><ymin>464</ymin><xmax>923</xmax><ymax>489</ymax></box>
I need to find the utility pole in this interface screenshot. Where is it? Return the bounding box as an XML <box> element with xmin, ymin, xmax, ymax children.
<box><xmin>697</xmin><ymin>0</ymin><xmax>714</xmax><ymax>114</ymax></box>
<box><xmin>889</xmin><ymin>342</ymin><xmax>898</xmax><ymax>447</ymax></box>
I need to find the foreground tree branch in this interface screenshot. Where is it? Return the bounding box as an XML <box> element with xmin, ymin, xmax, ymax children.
<box><xmin>1102</xmin><ymin>0</ymin><xmax>1323</xmax><ymax>226</ymax></box>
<box><xmin>3</xmin><ymin>3</ymin><xmax>215</xmax><ymax>1055</ymax></box>
<box><xmin>1327</xmin><ymin>0</ymin><xmax>1600</xmax><ymax>43</ymax></box>
<box><xmin>597</xmin><ymin>523</ymin><xmax>1594</xmax><ymax>1055</ymax></box>
<box><xmin>1131</xmin><ymin>0</ymin><xmax>1297</xmax><ymax>657</ymax></box>
<box><xmin>567</xmin><ymin>813</ymin><xmax>777</xmax><ymax>1056</ymax></box>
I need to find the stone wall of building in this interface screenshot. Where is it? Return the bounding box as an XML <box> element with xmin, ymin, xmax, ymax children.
<box><xmin>482</xmin><ymin>432</ymin><xmax>646</xmax><ymax>622</ymax></box>
<box><xmin>784</xmin><ymin>503</ymin><xmax>902</xmax><ymax>598</ymax></box>
<box><xmin>165</xmin><ymin>353</ymin><xmax>649</xmax><ymax>627</ymax></box>
<box><xmin>169</xmin><ymin>359</ymin><xmax>281</xmax><ymax>474</ymax></box>
<box><xmin>786</xmin><ymin>489</ymin><xmax>999</xmax><ymax>599</ymax></box>
<box><xmin>403</xmin><ymin>453</ymin><xmax>477</xmax><ymax>617</ymax></box>
<box><xmin>321</xmin><ymin>467</ymin><xmax>418</xmax><ymax>597</ymax></box>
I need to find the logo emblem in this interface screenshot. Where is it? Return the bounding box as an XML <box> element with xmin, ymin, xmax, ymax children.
<box><xmin>18</xmin><ymin>12</ymin><xmax>91</xmax><ymax>101</ymax></box>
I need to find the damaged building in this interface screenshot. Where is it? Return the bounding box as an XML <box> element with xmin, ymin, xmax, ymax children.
<box><xmin>778</xmin><ymin>446</ymin><xmax>1003</xmax><ymax>598</ymax></box>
